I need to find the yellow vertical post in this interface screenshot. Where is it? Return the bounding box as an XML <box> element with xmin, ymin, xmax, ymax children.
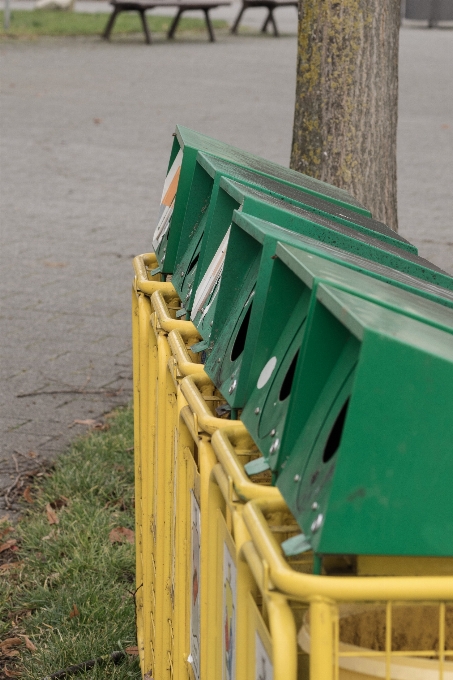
<box><xmin>309</xmin><ymin>598</ymin><xmax>334</xmax><ymax>680</ymax></box>
<box><xmin>232</xmin><ymin>508</ymin><xmax>257</xmax><ymax>680</ymax></box>
<box><xmin>132</xmin><ymin>288</ymin><xmax>145</xmax><ymax>674</ymax></box>
<box><xmin>203</xmin><ymin>452</ymin><xmax>227</xmax><ymax>679</ymax></box>
<box><xmin>267</xmin><ymin>593</ymin><xmax>298</xmax><ymax>680</ymax></box>
<box><xmin>138</xmin><ymin>294</ymin><xmax>155</xmax><ymax>676</ymax></box>
<box><xmin>164</xmin><ymin>343</ymin><xmax>178</xmax><ymax>677</ymax></box>
<box><xmin>199</xmin><ymin>438</ymin><xmax>223</xmax><ymax>680</ymax></box>
<box><xmin>439</xmin><ymin>602</ymin><xmax>446</xmax><ymax>680</ymax></box>
<box><xmin>174</xmin><ymin>401</ymin><xmax>193</xmax><ymax>680</ymax></box>
<box><xmin>154</xmin><ymin>331</ymin><xmax>172</xmax><ymax>680</ymax></box>
<box><xmin>146</xmin><ymin>320</ymin><xmax>160</xmax><ymax>677</ymax></box>
<box><xmin>385</xmin><ymin>601</ymin><xmax>391</xmax><ymax>680</ymax></box>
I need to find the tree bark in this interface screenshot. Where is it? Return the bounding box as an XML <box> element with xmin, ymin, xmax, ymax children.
<box><xmin>291</xmin><ymin>0</ymin><xmax>400</xmax><ymax>230</ymax></box>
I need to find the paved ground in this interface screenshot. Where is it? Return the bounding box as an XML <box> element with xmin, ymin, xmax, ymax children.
<box><xmin>0</xmin><ymin>22</ymin><xmax>452</xmax><ymax>516</ymax></box>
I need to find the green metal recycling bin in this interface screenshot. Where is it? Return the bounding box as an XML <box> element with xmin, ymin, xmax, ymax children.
<box><xmin>205</xmin><ymin>213</ymin><xmax>453</xmax><ymax>414</ymax></box>
<box><xmin>276</xmin><ymin>283</ymin><xmax>453</xmax><ymax>558</ymax></box>
<box><xmin>187</xmin><ymin>177</ymin><xmax>452</xmax><ymax>354</ymax></box>
<box><xmin>237</xmin><ymin>232</ymin><xmax>453</xmax><ymax>471</ymax></box>
<box><xmin>170</xmin><ymin>152</ymin><xmax>416</xmax><ymax>315</ymax></box>
<box><xmin>152</xmin><ymin>125</ymin><xmax>370</xmax><ymax>273</ymax></box>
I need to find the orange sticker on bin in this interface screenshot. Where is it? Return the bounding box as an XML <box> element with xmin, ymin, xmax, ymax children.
<box><xmin>161</xmin><ymin>150</ymin><xmax>183</xmax><ymax>207</ymax></box>
<box><xmin>162</xmin><ymin>167</ymin><xmax>181</xmax><ymax>207</ymax></box>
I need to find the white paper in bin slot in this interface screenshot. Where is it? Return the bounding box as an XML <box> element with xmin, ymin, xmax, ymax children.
<box><xmin>191</xmin><ymin>226</ymin><xmax>231</xmax><ymax>320</ymax></box>
<box><xmin>152</xmin><ymin>148</ymin><xmax>183</xmax><ymax>249</ymax></box>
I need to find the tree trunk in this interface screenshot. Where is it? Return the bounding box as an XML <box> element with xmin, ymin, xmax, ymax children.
<box><xmin>290</xmin><ymin>0</ymin><xmax>400</xmax><ymax>230</ymax></box>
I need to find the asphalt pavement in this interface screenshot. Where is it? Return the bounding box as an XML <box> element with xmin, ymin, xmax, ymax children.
<box><xmin>0</xmin><ymin>19</ymin><xmax>452</xmax><ymax>516</ymax></box>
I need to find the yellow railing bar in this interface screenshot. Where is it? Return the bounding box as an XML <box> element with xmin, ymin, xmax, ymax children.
<box><xmin>151</xmin><ymin>290</ymin><xmax>199</xmax><ymax>337</ymax></box>
<box><xmin>211</xmin><ymin>463</ymin><xmax>234</xmax><ymax>511</ymax></box>
<box><xmin>242</xmin><ymin>501</ymin><xmax>453</xmax><ymax>602</ymax></box>
<box><xmin>133</xmin><ymin>253</ymin><xmax>176</xmax><ymax>297</ymax></box>
<box><xmin>167</xmin><ymin>330</ymin><xmax>205</xmax><ymax>376</ymax></box>
<box><xmin>211</xmin><ymin>428</ymin><xmax>283</xmax><ymax>504</ymax></box>
<box><xmin>241</xmin><ymin>539</ymin><xmax>269</xmax><ymax>590</ymax></box>
<box><xmin>179</xmin><ymin>374</ymin><xmax>246</xmax><ymax>437</ymax></box>
<box><xmin>180</xmin><ymin>405</ymin><xmax>200</xmax><ymax>444</ymax></box>
<box><xmin>338</xmin><ymin>650</ymin><xmax>453</xmax><ymax>658</ymax></box>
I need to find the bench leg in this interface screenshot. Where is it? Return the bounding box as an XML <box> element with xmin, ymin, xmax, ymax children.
<box><xmin>268</xmin><ymin>9</ymin><xmax>279</xmax><ymax>36</ymax></box>
<box><xmin>230</xmin><ymin>4</ymin><xmax>246</xmax><ymax>34</ymax></box>
<box><xmin>103</xmin><ymin>6</ymin><xmax>120</xmax><ymax>40</ymax></box>
<box><xmin>260</xmin><ymin>8</ymin><xmax>272</xmax><ymax>32</ymax></box>
<box><xmin>167</xmin><ymin>7</ymin><xmax>183</xmax><ymax>39</ymax></box>
<box><xmin>203</xmin><ymin>8</ymin><xmax>215</xmax><ymax>42</ymax></box>
<box><xmin>139</xmin><ymin>8</ymin><xmax>152</xmax><ymax>44</ymax></box>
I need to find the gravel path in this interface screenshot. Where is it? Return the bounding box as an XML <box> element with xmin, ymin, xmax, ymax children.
<box><xmin>0</xmin><ymin>26</ymin><xmax>452</xmax><ymax>516</ymax></box>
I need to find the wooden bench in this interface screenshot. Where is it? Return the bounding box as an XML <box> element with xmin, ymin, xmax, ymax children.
<box><xmin>231</xmin><ymin>0</ymin><xmax>297</xmax><ymax>36</ymax></box>
<box><xmin>103</xmin><ymin>0</ymin><xmax>230</xmax><ymax>43</ymax></box>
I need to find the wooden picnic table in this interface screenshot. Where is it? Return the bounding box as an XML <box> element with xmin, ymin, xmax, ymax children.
<box><xmin>230</xmin><ymin>0</ymin><xmax>297</xmax><ymax>36</ymax></box>
<box><xmin>103</xmin><ymin>0</ymin><xmax>231</xmax><ymax>43</ymax></box>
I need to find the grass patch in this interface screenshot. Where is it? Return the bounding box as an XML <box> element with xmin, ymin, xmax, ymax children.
<box><xmin>0</xmin><ymin>9</ymin><xmax>227</xmax><ymax>37</ymax></box>
<box><xmin>0</xmin><ymin>406</ymin><xmax>140</xmax><ymax>679</ymax></box>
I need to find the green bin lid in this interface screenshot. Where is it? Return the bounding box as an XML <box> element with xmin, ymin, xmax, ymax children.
<box><xmin>277</xmin><ymin>284</ymin><xmax>453</xmax><ymax>557</ymax></box>
<box><xmin>206</xmin><ymin>214</ymin><xmax>453</xmax><ymax>414</ymax></box>
<box><xmin>153</xmin><ymin>126</ymin><xmax>370</xmax><ymax>272</ymax></box>
<box><xmin>187</xmin><ymin>178</ymin><xmax>451</xmax><ymax>350</ymax></box>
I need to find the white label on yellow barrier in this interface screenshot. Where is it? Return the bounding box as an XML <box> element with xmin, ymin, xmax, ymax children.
<box><xmin>152</xmin><ymin>149</ymin><xmax>183</xmax><ymax>250</ymax></box>
<box><xmin>189</xmin><ymin>490</ymin><xmax>201</xmax><ymax>680</ymax></box>
<box><xmin>223</xmin><ymin>541</ymin><xmax>237</xmax><ymax>680</ymax></box>
<box><xmin>255</xmin><ymin>632</ymin><xmax>273</xmax><ymax>679</ymax></box>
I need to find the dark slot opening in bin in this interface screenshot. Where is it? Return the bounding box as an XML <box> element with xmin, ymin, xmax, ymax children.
<box><xmin>188</xmin><ymin>252</ymin><xmax>200</xmax><ymax>275</ymax></box>
<box><xmin>231</xmin><ymin>302</ymin><xmax>253</xmax><ymax>362</ymax></box>
<box><xmin>279</xmin><ymin>350</ymin><xmax>300</xmax><ymax>402</ymax></box>
<box><xmin>323</xmin><ymin>398</ymin><xmax>350</xmax><ymax>464</ymax></box>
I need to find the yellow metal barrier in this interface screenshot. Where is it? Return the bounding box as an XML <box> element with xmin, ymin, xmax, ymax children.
<box><xmin>133</xmin><ymin>253</ymin><xmax>177</xmax><ymax>674</ymax></box>
<box><xmin>175</xmin><ymin>375</ymin><xmax>250</xmax><ymax>680</ymax></box>
<box><xmin>168</xmin><ymin>330</ymin><xmax>206</xmax><ymax>376</ymax></box>
<box><xmin>134</xmin><ymin>291</ymin><xmax>309</xmax><ymax>679</ymax></box>
<box><xmin>133</xmin><ymin>252</ymin><xmax>170</xmax><ymax>673</ymax></box>
<box><xmin>135</xmin><ymin>278</ymin><xmax>209</xmax><ymax>680</ymax></box>
<box><xmin>152</xmin><ymin>296</ymin><xmax>207</xmax><ymax>680</ymax></box>
<box><xmin>139</xmin><ymin>366</ymin><xmax>272</xmax><ymax>680</ymax></box>
<box><xmin>151</xmin><ymin>290</ymin><xmax>199</xmax><ymax>337</ymax></box>
<box><xmin>210</xmin><ymin>428</ymin><xmax>310</xmax><ymax>680</ymax></box>
<box><xmin>241</xmin><ymin>500</ymin><xmax>453</xmax><ymax>680</ymax></box>
<box><xmin>131</xmin><ymin>287</ymin><xmax>145</xmax><ymax>672</ymax></box>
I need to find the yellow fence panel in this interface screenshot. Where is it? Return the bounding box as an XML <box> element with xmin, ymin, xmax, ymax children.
<box><xmin>242</xmin><ymin>501</ymin><xmax>453</xmax><ymax>680</ymax></box>
<box><xmin>210</xmin><ymin>429</ymin><xmax>309</xmax><ymax>680</ymax></box>
<box><xmin>133</xmin><ymin>253</ymin><xmax>179</xmax><ymax>677</ymax></box>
